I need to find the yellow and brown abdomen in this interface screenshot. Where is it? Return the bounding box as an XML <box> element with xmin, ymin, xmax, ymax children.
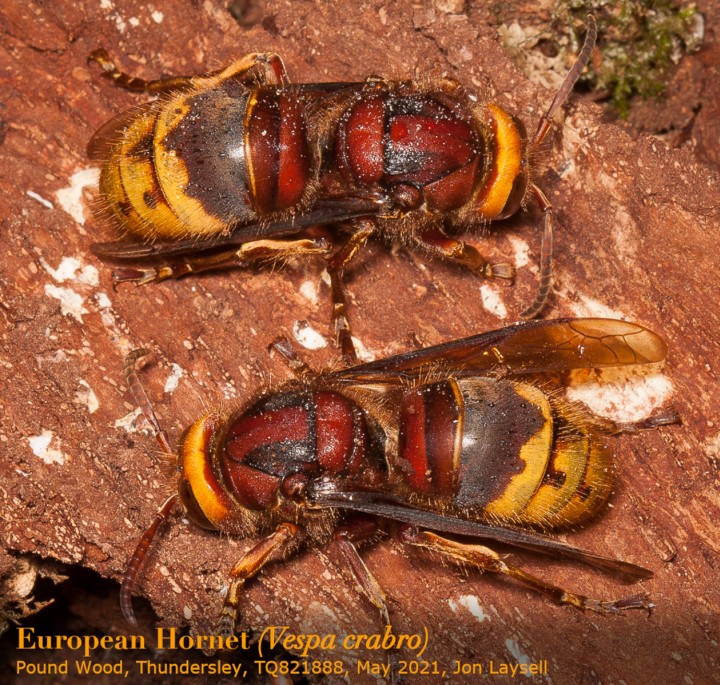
<box><xmin>98</xmin><ymin>84</ymin><xmax>311</xmax><ymax>241</ymax></box>
<box><xmin>396</xmin><ymin>378</ymin><xmax>612</xmax><ymax>529</ymax></box>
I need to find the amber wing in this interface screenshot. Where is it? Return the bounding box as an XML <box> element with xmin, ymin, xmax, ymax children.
<box><xmin>332</xmin><ymin>318</ymin><xmax>668</xmax><ymax>384</ymax></box>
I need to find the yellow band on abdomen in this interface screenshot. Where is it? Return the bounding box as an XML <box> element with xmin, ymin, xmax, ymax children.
<box><xmin>475</xmin><ymin>103</ymin><xmax>524</xmax><ymax>219</ymax></box>
<box><xmin>181</xmin><ymin>414</ymin><xmax>233</xmax><ymax>526</ymax></box>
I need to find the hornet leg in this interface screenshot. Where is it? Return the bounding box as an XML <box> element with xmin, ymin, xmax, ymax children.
<box><xmin>326</xmin><ymin>220</ymin><xmax>376</xmax><ymax>364</ymax></box>
<box><xmin>218</xmin><ymin>523</ymin><xmax>299</xmax><ymax>638</ymax></box>
<box><xmin>399</xmin><ymin>527</ymin><xmax>652</xmax><ymax>615</ymax></box>
<box><xmin>109</xmin><ymin>235</ymin><xmax>332</xmax><ymax>286</ymax></box>
<box><xmin>88</xmin><ymin>49</ymin><xmax>289</xmax><ymax>93</ymax></box>
<box><xmin>417</xmin><ymin>227</ymin><xmax>515</xmax><ymax>280</ymax></box>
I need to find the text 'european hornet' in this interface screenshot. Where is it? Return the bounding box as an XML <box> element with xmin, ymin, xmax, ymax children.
<box><xmin>89</xmin><ymin>18</ymin><xmax>597</xmax><ymax>361</ymax></box>
<box><xmin>121</xmin><ymin>318</ymin><xmax>678</xmax><ymax>640</ymax></box>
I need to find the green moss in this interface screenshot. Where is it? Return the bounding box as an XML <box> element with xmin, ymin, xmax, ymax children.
<box><xmin>552</xmin><ymin>1</ymin><xmax>703</xmax><ymax>116</ymax></box>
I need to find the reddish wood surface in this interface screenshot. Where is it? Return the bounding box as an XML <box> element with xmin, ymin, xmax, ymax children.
<box><xmin>1</xmin><ymin>2</ymin><xmax>718</xmax><ymax>684</ymax></box>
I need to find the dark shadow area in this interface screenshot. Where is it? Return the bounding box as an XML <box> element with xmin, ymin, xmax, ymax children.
<box><xmin>1</xmin><ymin>564</ymin><xmax>310</xmax><ymax>685</ymax></box>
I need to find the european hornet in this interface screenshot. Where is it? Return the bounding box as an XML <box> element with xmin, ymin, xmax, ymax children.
<box><xmin>121</xmin><ymin>318</ymin><xmax>678</xmax><ymax>637</ymax></box>
<box><xmin>89</xmin><ymin>18</ymin><xmax>597</xmax><ymax>361</ymax></box>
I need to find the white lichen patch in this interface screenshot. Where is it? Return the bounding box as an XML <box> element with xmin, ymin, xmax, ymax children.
<box><xmin>41</xmin><ymin>256</ymin><xmax>99</xmax><ymax>287</ymax></box>
<box><xmin>508</xmin><ymin>235</ymin><xmax>531</xmax><ymax>269</ymax></box>
<box><xmin>505</xmin><ymin>638</ymin><xmax>533</xmax><ymax>677</ymax></box>
<box><xmin>299</xmin><ymin>280</ymin><xmax>319</xmax><ymax>305</ymax></box>
<box><xmin>55</xmin><ymin>167</ymin><xmax>100</xmax><ymax>226</ymax></box>
<box><xmin>114</xmin><ymin>407</ymin><xmax>144</xmax><ymax>433</ymax></box>
<box><xmin>448</xmin><ymin>594</ymin><xmax>489</xmax><ymax>623</ymax></box>
<box><xmin>113</xmin><ymin>13</ymin><xmax>127</xmax><ymax>33</ymax></box>
<box><xmin>79</xmin><ymin>265</ymin><xmax>99</xmax><ymax>286</ymax></box>
<box><xmin>220</xmin><ymin>382</ymin><xmax>238</xmax><ymax>400</ymax></box>
<box><xmin>292</xmin><ymin>321</ymin><xmax>327</xmax><ymax>350</ymax></box>
<box><xmin>351</xmin><ymin>336</ymin><xmax>375</xmax><ymax>362</ymax></box>
<box><xmin>167</xmin><ymin>576</ymin><xmax>183</xmax><ymax>594</ymax></box>
<box><xmin>75</xmin><ymin>380</ymin><xmax>99</xmax><ymax>414</ymax></box>
<box><xmin>569</xmin><ymin>293</ymin><xmax>626</xmax><ymax>319</ymax></box>
<box><xmin>499</xmin><ymin>21</ymin><xmax>568</xmax><ymax>93</ymax></box>
<box><xmin>28</xmin><ymin>430</ymin><xmax>66</xmax><ymax>465</ymax></box>
<box><xmin>164</xmin><ymin>363</ymin><xmax>184</xmax><ymax>394</ymax></box>
<box><xmin>26</xmin><ymin>190</ymin><xmax>54</xmax><ymax>209</ymax></box>
<box><xmin>567</xmin><ymin>365</ymin><xmax>674</xmax><ymax>423</ymax></box>
<box><xmin>94</xmin><ymin>292</ymin><xmax>133</xmax><ymax>354</ymax></box>
<box><xmin>610</xmin><ymin>205</ymin><xmax>641</xmax><ymax>264</ymax></box>
<box><xmin>559</xmin><ymin>119</ymin><xmax>594</xmax><ymax>177</ymax></box>
<box><xmin>96</xmin><ymin>292</ymin><xmax>112</xmax><ymax>309</ymax></box>
<box><xmin>480</xmin><ymin>284</ymin><xmax>508</xmax><ymax>319</ymax></box>
<box><xmin>151</xmin><ymin>10</ymin><xmax>164</xmax><ymax>23</ymax></box>
<box><xmin>44</xmin><ymin>284</ymin><xmax>88</xmax><ymax>323</ymax></box>
<box><xmin>556</xmin><ymin>155</ymin><xmax>576</xmax><ymax>180</ymax></box>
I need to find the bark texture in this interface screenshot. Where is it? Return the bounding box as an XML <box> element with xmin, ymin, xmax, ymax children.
<box><xmin>1</xmin><ymin>1</ymin><xmax>718</xmax><ymax>684</ymax></box>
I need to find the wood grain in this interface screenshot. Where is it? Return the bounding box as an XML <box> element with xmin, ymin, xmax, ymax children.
<box><xmin>1</xmin><ymin>1</ymin><xmax>718</xmax><ymax>683</ymax></box>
